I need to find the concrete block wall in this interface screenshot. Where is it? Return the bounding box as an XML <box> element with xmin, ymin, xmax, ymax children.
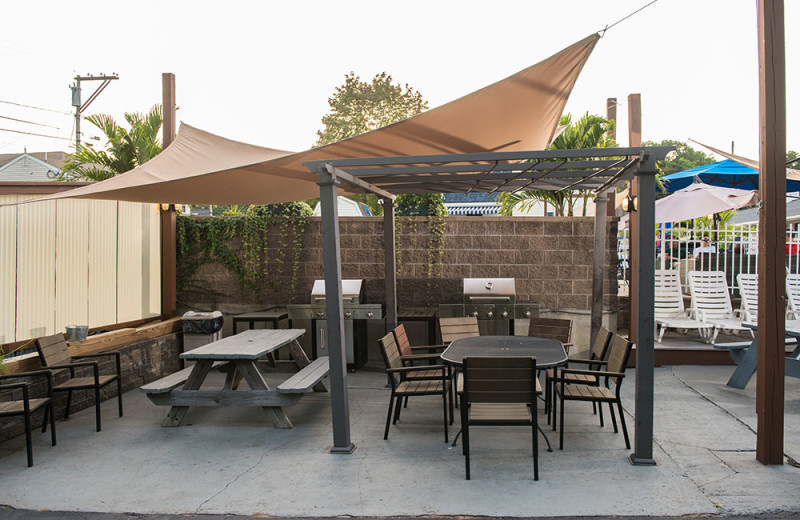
<box><xmin>0</xmin><ymin>333</ymin><xmax>181</xmax><ymax>443</ymax></box>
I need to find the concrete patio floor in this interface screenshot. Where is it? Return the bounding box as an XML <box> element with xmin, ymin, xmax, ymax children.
<box><xmin>1</xmin><ymin>340</ymin><xmax>799</xmax><ymax>518</ymax></box>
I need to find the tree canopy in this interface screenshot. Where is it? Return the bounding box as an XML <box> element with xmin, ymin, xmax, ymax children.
<box><xmin>60</xmin><ymin>105</ymin><xmax>163</xmax><ymax>181</ymax></box>
<box><xmin>642</xmin><ymin>139</ymin><xmax>714</xmax><ymax>176</ymax></box>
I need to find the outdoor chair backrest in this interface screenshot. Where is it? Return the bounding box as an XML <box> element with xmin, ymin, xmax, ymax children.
<box><xmin>606</xmin><ymin>334</ymin><xmax>633</xmax><ymax>387</ymax></box>
<box><xmin>35</xmin><ymin>333</ymin><xmax>73</xmax><ymax>368</ymax></box>
<box><xmin>787</xmin><ymin>274</ymin><xmax>800</xmax><ymax>316</ymax></box>
<box><xmin>392</xmin><ymin>324</ymin><xmax>413</xmax><ymax>357</ymax></box>
<box><xmin>736</xmin><ymin>273</ymin><xmax>759</xmax><ymax>322</ymax></box>
<box><xmin>378</xmin><ymin>332</ymin><xmax>404</xmax><ymax>387</ymax></box>
<box><xmin>589</xmin><ymin>326</ymin><xmax>613</xmax><ymax>361</ymax></box>
<box><xmin>654</xmin><ymin>269</ymin><xmax>686</xmax><ymax>319</ymax></box>
<box><xmin>527</xmin><ymin>318</ymin><xmax>572</xmax><ymax>344</ymax></box>
<box><xmin>439</xmin><ymin>317</ymin><xmax>480</xmax><ymax>344</ymax></box>
<box><xmin>463</xmin><ymin>356</ymin><xmax>536</xmax><ymax>405</ymax></box>
<box><xmin>689</xmin><ymin>271</ymin><xmax>734</xmax><ymax>321</ymax></box>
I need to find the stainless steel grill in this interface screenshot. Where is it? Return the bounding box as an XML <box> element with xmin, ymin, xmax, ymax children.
<box><xmin>287</xmin><ymin>279</ymin><xmax>383</xmax><ymax>370</ymax></box>
<box><xmin>439</xmin><ymin>278</ymin><xmax>539</xmax><ymax>335</ymax></box>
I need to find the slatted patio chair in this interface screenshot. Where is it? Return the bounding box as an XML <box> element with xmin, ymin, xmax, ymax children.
<box><xmin>439</xmin><ymin>317</ymin><xmax>480</xmax><ymax>344</ymax></box>
<box><xmin>528</xmin><ymin>317</ymin><xmax>574</xmax><ymax>352</ymax></box>
<box><xmin>787</xmin><ymin>274</ymin><xmax>800</xmax><ymax>319</ymax></box>
<box><xmin>378</xmin><ymin>332</ymin><xmax>452</xmax><ymax>442</ymax></box>
<box><xmin>688</xmin><ymin>271</ymin><xmax>753</xmax><ymax>343</ymax></box>
<box><xmin>0</xmin><ymin>370</ymin><xmax>57</xmax><ymax>467</ymax></box>
<box><xmin>461</xmin><ymin>356</ymin><xmax>539</xmax><ymax>480</ymax></box>
<box><xmin>654</xmin><ymin>269</ymin><xmax>709</xmax><ymax>342</ymax></box>
<box><xmin>737</xmin><ymin>273</ymin><xmax>759</xmax><ymax>322</ymax></box>
<box><xmin>392</xmin><ymin>324</ymin><xmax>451</xmax><ymax>408</ymax></box>
<box><xmin>544</xmin><ymin>326</ymin><xmax>613</xmax><ymax>424</ymax></box>
<box><xmin>35</xmin><ymin>333</ymin><xmax>123</xmax><ymax>432</ymax></box>
<box><xmin>552</xmin><ymin>333</ymin><xmax>633</xmax><ymax>450</ymax></box>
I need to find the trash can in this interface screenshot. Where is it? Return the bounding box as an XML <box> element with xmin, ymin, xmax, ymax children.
<box><xmin>65</xmin><ymin>325</ymin><xmax>89</xmax><ymax>342</ymax></box>
<box><xmin>182</xmin><ymin>311</ymin><xmax>224</xmax><ymax>352</ymax></box>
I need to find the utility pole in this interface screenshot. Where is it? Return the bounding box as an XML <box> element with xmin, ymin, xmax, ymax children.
<box><xmin>71</xmin><ymin>73</ymin><xmax>119</xmax><ymax>148</ymax></box>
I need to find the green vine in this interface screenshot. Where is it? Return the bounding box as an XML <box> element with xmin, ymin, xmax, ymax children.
<box><xmin>176</xmin><ymin>202</ymin><xmax>312</xmax><ymax>308</ymax></box>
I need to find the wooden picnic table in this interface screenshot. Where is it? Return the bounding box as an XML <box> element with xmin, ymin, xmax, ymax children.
<box><xmin>716</xmin><ymin>321</ymin><xmax>800</xmax><ymax>389</ymax></box>
<box><xmin>141</xmin><ymin>329</ymin><xmax>328</xmax><ymax>428</ymax></box>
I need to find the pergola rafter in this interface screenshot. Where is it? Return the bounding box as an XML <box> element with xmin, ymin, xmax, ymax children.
<box><xmin>305</xmin><ymin>145</ymin><xmax>673</xmax><ymax>463</ymax></box>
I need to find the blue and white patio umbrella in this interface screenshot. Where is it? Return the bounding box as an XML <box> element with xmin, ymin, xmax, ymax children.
<box><xmin>662</xmin><ymin>159</ymin><xmax>800</xmax><ymax>193</ymax></box>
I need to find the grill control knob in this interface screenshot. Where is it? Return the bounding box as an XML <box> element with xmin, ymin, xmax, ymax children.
<box><xmin>502</xmin><ymin>311</ymin><xmax>509</xmax><ymax>318</ymax></box>
<box><xmin>367</xmin><ymin>312</ymin><xmax>373</xmax><ymax>318</ymax></box>
<box><xmin>487</xmin><ymin>311</ymin><xmax>494</xmax><ymax>318</ymax></box>
<box><xmin>345</xmin><ymin>312</ymin><xmax>352</xmax><ymax>318</ymax></box>
<box><xmin>317</xmin><ymin>311</ymin><xmax>325</xmax><ymax>317</ymax></box>
<box><xmin>472</xmin><ymin>311</ymin><xmax>479</xmax><ymax>317</ymax></box>
<box><xmin>524</xmin><ymin>310</ymin><xmax>531</xmax><ymax>318</ymax></box>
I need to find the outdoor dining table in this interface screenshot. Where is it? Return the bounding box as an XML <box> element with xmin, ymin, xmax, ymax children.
<box><xmin>441</xmin><ymin>335</ymin><xmax>568</xmax><ymax>450</ymax></box>
<box><xmin>156</xmin><ymin>329</ymin><xmax>327</xmax><ymax>428</ymax></box>
<box><xmin>718</xmin><ymin>321</ymin><xmax>800</xmax><ymax>389</ymax></box>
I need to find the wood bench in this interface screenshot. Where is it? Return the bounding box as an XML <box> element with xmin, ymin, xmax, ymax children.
<box><xmin>277</xmin><ymin>358</ymin><xmax>330</xmax><ymax>394</ymax></box>
<box><xmin>140</xmin><ymin>361</ymin><xmax>230</xmax><ymax>395</ymax></box>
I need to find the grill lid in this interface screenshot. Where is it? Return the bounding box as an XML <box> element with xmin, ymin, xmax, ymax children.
<box><xmin>463</xmin><ymin>278</ymin><xmax>516</xmax><ymax>297</ymax></box>
<box><xmin>311</xmin><ymin>279</ymin><xmax>364</xmax><ymax>303</ymax></box>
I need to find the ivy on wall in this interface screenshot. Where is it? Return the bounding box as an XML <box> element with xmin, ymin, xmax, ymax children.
<box><xmin>176</xmin><ymin>202</ymin><xmax>312</xmax><ymax>308</ymax></box>
<box><xmin>395</xmin><ymin>194</ymin><xmax>447</xmax><ymax>306</ymax></box>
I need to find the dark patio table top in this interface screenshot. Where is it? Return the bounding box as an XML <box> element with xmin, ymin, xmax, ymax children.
<box><xmin>440</xmin><ymin>335</ymin><xmax>568</xmax><ymax>367</ymax></box>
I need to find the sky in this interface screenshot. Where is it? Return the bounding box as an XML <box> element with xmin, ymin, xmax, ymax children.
<box><xmin>1</xmin><ymin>0</ymin><xmax>797</xmax><ymax>162</ymax></box>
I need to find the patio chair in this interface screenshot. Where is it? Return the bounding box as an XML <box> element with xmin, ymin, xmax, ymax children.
<box><xmin>552</xmin><ymin>333</ymin><xmax>633</xmax><ymax>450</ymax></box>
<box><xmin>35</xmin><ymin>333</ymin><xmax>123</xmax><ymax>432</ymax></box>
<box><xmin>527</xmin><ymin>317</ymin><xmax>574</xmax><ymax>352</ymax></box>
<box><xmin>787</xmin><ymin>274</ymin><xmax>800</xmax><ymax>319</ymax></box>
<box><xmin>461</xmin><ymin>356</ymin><xmax>539</xmax><ymax>480</ymax></box>
<box><xmin>688</xmin><ymin>271</ymin><xmax>754</xmax><ymax>343</ymax></box>
<box><xmin>0</xmin><ymin>370</ymin><xmax>57</xmax><ymax>466</ymax></box>
<box><xmin>392</xmin><ymin>324</ymin><xmax>451</xmax><ymax>409</ymax></box>
<box><xmin>439</xmin><ymin>317</ymin><xmax>480</xmax><ymax>344</ymax></box>
<box><xmin>654</xmin><ymin>269</ymin><xmax>709</xmax><ymax>342</ymax></box>
<box><xmin>378</xmin><ymin>332</ymin><xmax>452</xmax><ymax>442</ymax></box>
<box><xmin>544</xmin><ymin>326</ymin><xmax>613</xmax><ymax>424</ymax></box>
<box><xmin>737</xmin><ymin>273</ymin><xmax>759</xmax><ymax>322</ymax></box>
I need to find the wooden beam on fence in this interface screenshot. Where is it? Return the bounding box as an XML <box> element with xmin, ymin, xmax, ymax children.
<box><xmin>756</xmin><ymin>0</ymin><xmax>786</xmax><ymax>466</ymax></box>
<box><xmin>628</xmin><ymin>94</ymin><xmax>642</xmax><ymax>345</ymax></box>
<box><xmin>606</xmin><ymin>98</ymin><xmax>617</xmax><ymax>216</ymax></box>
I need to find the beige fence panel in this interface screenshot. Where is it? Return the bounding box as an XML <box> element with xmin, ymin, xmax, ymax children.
<box><xmin>55</xmin><ymin>199</ymin><xmax>89</xmax><ymax>332</ymax></box>
<box><xmin>148</xmin><ymin>205</ymin><xmax>161</xmax><ymax>315</ymax></box>
<box><xmin>16</xmin><ymin>197</ymin><xmax>57</xmax><ymax>340</ymax></box>
<box><xmin>117</xmin><ymin>202</ymin><xmax>158</xmax><ymax>323</ymax></box>
<box><xmin>0</xmin><ymin>195</ymin><xmax>19</xmax><ymax>344</ymax></box>
<box><xmin>88</xmin><ymin>201</ymin><xmax>118</xmax><ymax>328</ymax></box>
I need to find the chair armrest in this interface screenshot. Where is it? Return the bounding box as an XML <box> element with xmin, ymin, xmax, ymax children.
<box><xmin>558</xmin><ymin>368</ymin><xmax>626</xmax><ymax>379</ymax></box>
<box><xmin>566</xmin><ymin>359</ymin><xmax>608</xmax><ymax>366</ymax></box>
<box><xmin>386</xmin><ymin>365</ymin><xmax>445</xmax><ymax>374</ymax></box>
<box><xmin>0</xmin><ymin>370</ymin><xmax>54</xmax><ymax>394</ymax></box>
<box><xmin>0</xmin><ymin>382</ymin><xmax>29</xmax><ymax>392</ymax></box>
<box><xmin>400</xmin><ymin>353</ymin><xmax>443</xmax><ymax>362</ymax></box>
<box><xmin>409</xmin><ymin>344</ymin><xmax>447</xmax><ymax>352</ymax></box>
<box><xmin>72</xmin><ymin>351</ymin><xmax>121</xmax><ymax>376</ymax></box>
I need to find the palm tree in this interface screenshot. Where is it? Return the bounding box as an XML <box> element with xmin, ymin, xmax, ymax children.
<box><xmin>60</xmin><ymin>105</ymin><xmax>163</xmax><ymax>181</ymax></box>
<box><xmin>498</xmin><ymin>112</ymin><xmax>615</xmax><ymax>216</ymax></box>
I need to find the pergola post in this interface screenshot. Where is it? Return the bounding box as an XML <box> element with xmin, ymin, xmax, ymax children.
<box><xmin>590</xmin><ymin>190</ymin><xmax>609</xmax><ymax>347</ymax></box>
<box><xmin>383</xmin><ymin>197</ymin><xmax>398</xmax><ymax>331</ymax></box>
<box><xmin>630</xmin><ymin>161</ymin><xmax>657</xmax><ymax>466</ymax></box>
<box><xmin>317</xmin><ymin>164</ymin><xmax>355</xmax><ymax>454</ymax></box>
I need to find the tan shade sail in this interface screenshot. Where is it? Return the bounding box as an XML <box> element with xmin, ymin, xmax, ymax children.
<box><xmin>27</xmin><ymin>34</ymin><xmax>599</xmax><ymax>205</ymax></box>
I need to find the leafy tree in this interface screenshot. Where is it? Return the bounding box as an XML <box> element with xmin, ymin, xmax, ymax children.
<box><xmin>643</xmin><ymin>139</ymin><xmax>714</xmax><ymax>176</ymax></box>
<box><xmin>395</xmin><ymin>194</ymin><xmax>447</xmax><ymax>217</ymax></box>
<box><xmin>60</xmin><ymin>105</ymin><xmax>163</xmax><ymax>181</ymax></box>
<box><xmin>788</xmin><ymin>150</ymin><xmax>799</xmax><ymax>167</ymax></box>
<box><xmin>315</xmin><ymin>72</ymin><xmax>430</xmax><ymax>215</ymax></box>
<box><xmin>498</xmin><ymin>112</ymin><xmax>615</xmax><ymax>216</ymax></box>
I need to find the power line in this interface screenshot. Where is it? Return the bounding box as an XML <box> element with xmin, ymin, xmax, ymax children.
<box><xmin>0</xmin><ymin>99</ymin><xmax>72</xmax><ymax>115</ymax></box>
<box><xmin>0</xmin><ymin>127</ymin><xmax>73</xmax><ymax>141</ymax></box>
<box><xmin>599</xmin><ymin>0</ymin><xmax>660</xmax><ymax>36</ymax></box>
<box><xmin>0</xmin><ymin>115</ymin><xmax>60</xmax><ymax>129</ymax></box>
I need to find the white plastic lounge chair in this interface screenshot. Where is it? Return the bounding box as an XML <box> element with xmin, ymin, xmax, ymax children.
<box><xmin>654</xmin><ymin>269</ymin><xmax>708</xmax><ymax>342</ymax></box>
<box><xmin>737</xmin><ymin>273</ymin><xmax>759</xmax><ymax>322</ymax></box>
<box><xmin>787</xmin><ymin>274</ymin><xmax>800</xmax><ymax>320</ymax></box>
<box><xmin>689</xmin><ymin>271</ymin><xmax>754</xmax><ymax>343</ymax></box>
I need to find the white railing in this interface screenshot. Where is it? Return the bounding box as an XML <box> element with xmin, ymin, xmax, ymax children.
<box><xmin>618</xmin><ymin>224</ymin><xmax>799</xmax><ymax>295</ymax></box>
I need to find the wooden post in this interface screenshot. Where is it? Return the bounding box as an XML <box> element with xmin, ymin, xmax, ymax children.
<box><xmin>160</xmin><ymin>73</ymin><xmax>177</xmax><ymax>319</ymax></box>
<box><xmin>590</xmin><ymin>190</ymin><xmax>608</xmax><ymax>348</ymax></box>
<box><xmin>383</xmin><ymin>197</ymin><xmax>398</xmax><ymax>332</ymax></box>
<box><xmin>628</xmin><ymin>94</ymin><xmax>642</xmax><ymax>344</ymax></box>
<box><xmin>756</xmin><ymin>0</ymin><xmax>785</xmax><ymax>465</ymax></box>
<box><xmin>606</xmin><ymin>98</ymin><xmax>617</xmax><ymax>216</ymax></box>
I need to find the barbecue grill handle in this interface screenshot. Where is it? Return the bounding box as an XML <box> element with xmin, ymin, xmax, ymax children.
<box><xmin>487</xmin><ymin>311</ymin><xmax>494</xmax><ymax>318</ymax></box>
<box><xmin>524</xmin><ymin>311</ymin><xmax>531</xmax><ymax>318</ymax></box>
<box><xmin>471</xmin><ymin>311</ymin><xmax>479</xmax><ymax>317</ymax></box>
<box><xmin>367</xmin><ymin>312</ymin><xmax>373</xmax><ymax>318</ymax></box>
<box><xmin>344</xmin><ymin>312</ymin><xmax>352</xmax><ymax>318</ymax></box>
<box><xmin>501</xmin><ymin>311</ymin><xmax>508</xmax><ymax>318</ymax></box>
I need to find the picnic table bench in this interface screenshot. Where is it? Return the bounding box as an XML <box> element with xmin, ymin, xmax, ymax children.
<box><xmin>141</xmin><ymin>329</ymin><xmax>329</xmax><ymax>428</ymax></box>
<box><xmin>714</xmin><ymin>322</ymin><xmax>800</xmax><ymax>389</ymax></box>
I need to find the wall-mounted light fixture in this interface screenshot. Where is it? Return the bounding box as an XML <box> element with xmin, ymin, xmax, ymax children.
<box><xmin>621</xmin><ymin>194</ymin><xmax>638</xmax><ymax>212</ymax></box>
<box><xmin>160</xmin><ymin>203</ymin><xmax>175</xmax><ymax>211</ymax></box>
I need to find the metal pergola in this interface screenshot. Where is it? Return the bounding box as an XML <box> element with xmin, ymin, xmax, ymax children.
<box><xmin>304</xmin><ymin>145</ymin><xmax>673</xmax><ymax>463</ymax></box>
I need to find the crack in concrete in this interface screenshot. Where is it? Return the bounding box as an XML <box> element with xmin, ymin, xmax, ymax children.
<box><xmin>671</xmin><ymin>367</ymin><xmax>757</xmax><ymax>435</ymax></box>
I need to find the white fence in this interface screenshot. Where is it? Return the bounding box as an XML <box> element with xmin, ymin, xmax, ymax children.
<box><xmin>0</xmin><ymin>195</ymin><xmax>161</xmax><ymax>344</ymax></box>
<box><xmin>618</xmin><ymin>224</ymin><xmax>797</xmax><ymax>296</ymax></box>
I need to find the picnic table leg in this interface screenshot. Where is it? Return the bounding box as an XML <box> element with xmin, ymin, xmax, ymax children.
<box><xmin>287</xmin><ymin>340</ymin><xmax>328</xmax><ymax>392</ymax></box>
<box><xmin>727</xmin><ymin>336</ymin><xmax>759</xmax><ymax>389</ymax></box>
<box><xmin>235</xmin><ymin>360</ymin><xmax>294</xmax><ymax>429</ymax></box>
<box><xmin>162</xmin><ymin>360</ymin><xmax>214</xmax><ymax>427</ymax></box>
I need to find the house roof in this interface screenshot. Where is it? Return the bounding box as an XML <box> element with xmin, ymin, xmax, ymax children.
<box><xmin>0</xmin><ymin>151</ymin><xmax>69</xmax><ymax>170</ymax></box>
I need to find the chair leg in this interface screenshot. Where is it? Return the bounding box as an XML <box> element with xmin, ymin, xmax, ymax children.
<box><xmin>64</xmin><ymin>390</ymin><xmax>73</xmax><ymax>420</ymax></box>
<box><xmin>617</xmin><ymin>400</ymin><xmax>630</xmax><ymax>449</ymax></box>
<box><xmin>404</xmin><ymin>396</ymin><xmax>409</xmax><ymax>408</ymax></box>
<box><xmin>384</xmin><ymin>392</ymin><xmax>396</xmax><ymax>440</ymax></box>
<box><xmin>393</xmin><ymin>395</ymin><xmax>403</xmax><ymax>424</ymax></box>
<box><xmin>608</xmin><ymin>401</ymin><xmax>618</xmax><ymax>433</ymax></box>
<box><xmin>117</xmin><ymin>378</ymin><xmax>123</xmax><ymax>417</ymax></box>
<box><xmin>598</xmin><ymin>399</ymin><xmax>605</xmax><ymax>427</ymax></box>
<box><xmin>41</xmin><ymin>404</ymin><xmax>49</xmax><ymax>433</ymax></box>
<box><xmin>552</xmin><ymin>389</ymin><xmax>558</xmax><ymax>432</ymax></box>
<box><xmin>442</xmin><ymin>389</ymin><xmax>449</xmax><ymax>443</ymax></box>
<box><xmin>94</xmin><ymin>385</ymin><xmax>102</xmax><ymax>432</ymax></box>
<box><xmin>559</xmin><ymin>396</ymin><xmax>565</xmax><ymax>450</ymax></box>
<box><xmin>24</xmin><ymin>410</ymin><xmax>33</xmax><ymax>467</ymax></box>
<box><xmin>532</xmin><ymin>411</ymin><xmax>539</xmax><ymax>481</ymax></box>
<box><xmin>544</xmin><ymin>374</ymin><xmax>551</xmax><ymax>422</ymax></box>
<box><xmin>462</xmin><ymin>401</ymin><xmax>470</xmax><ymax>479</ymax></box>
<box><xmin>48</xmin><ymin>402</ymin><xmax>57</xmax><ymax>446</ymax></box>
